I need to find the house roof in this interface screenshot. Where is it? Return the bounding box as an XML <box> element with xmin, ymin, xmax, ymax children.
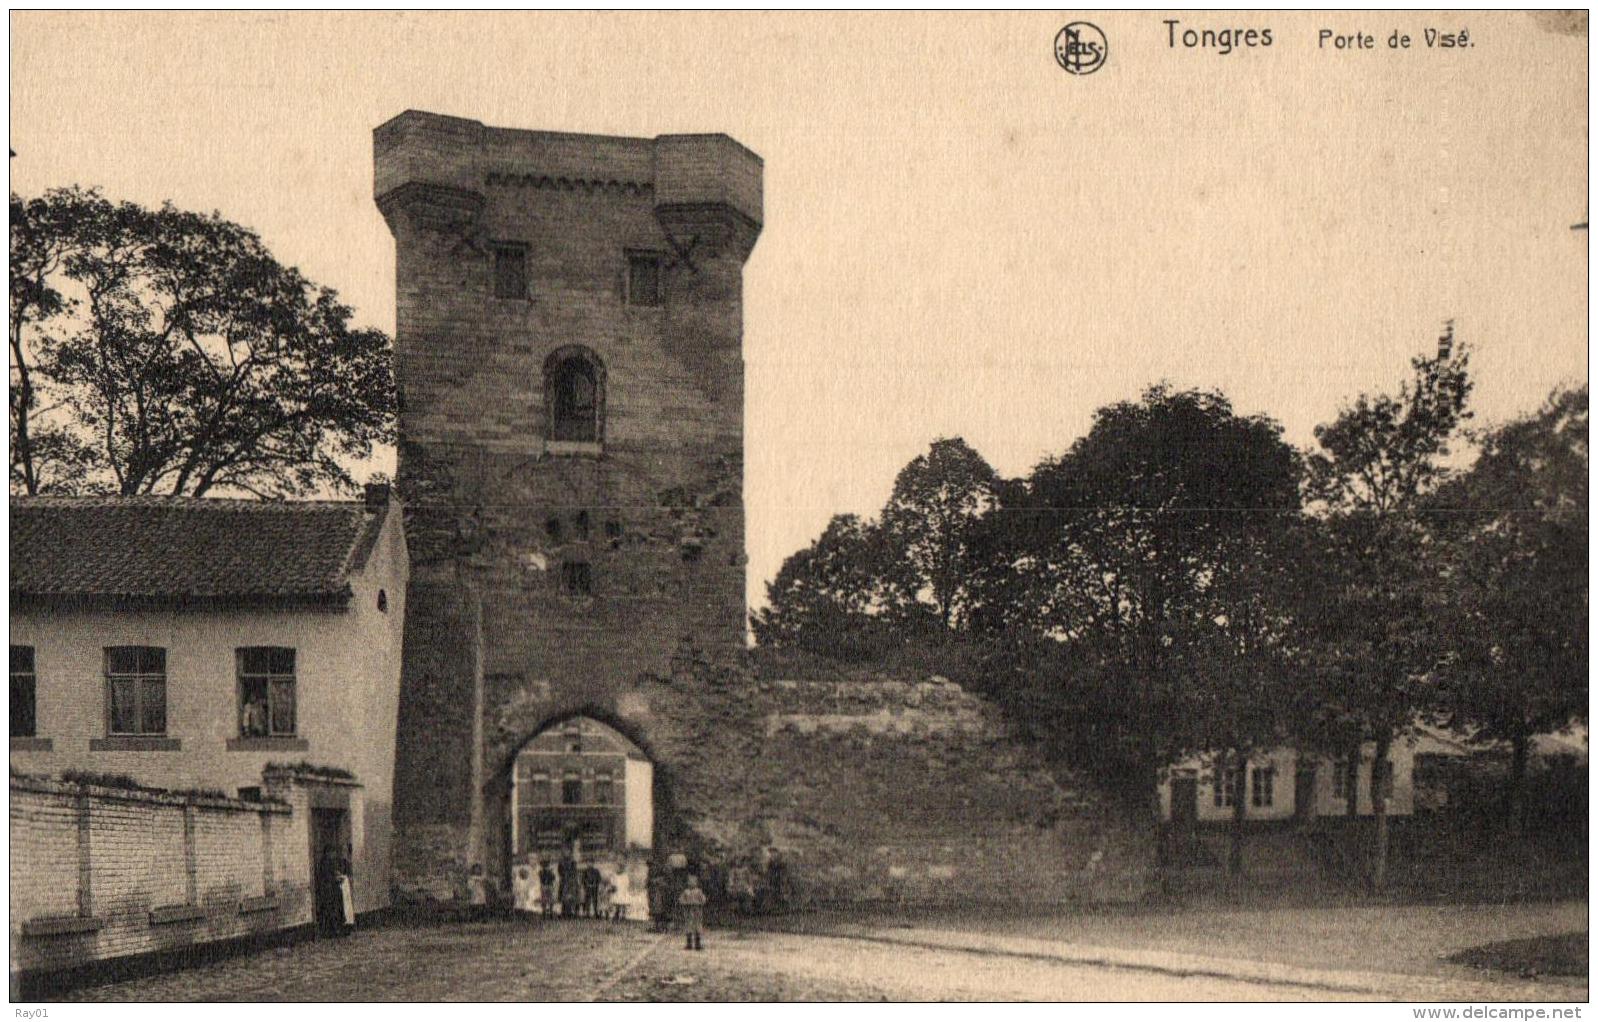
<box><xmin>1411</xmin><ymin>721</ymin><xmax>1588</xmax><ymax>764</ymax></box>
<box><xmin>10</xmin><ymin>495</ymin><xmax>390</xmax><ymax>610</ymax></box>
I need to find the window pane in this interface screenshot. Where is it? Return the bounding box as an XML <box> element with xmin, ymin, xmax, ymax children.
<box><xmin>562</xmin><ymin>777</ymin><xmax>582</xmax><ymax>805</ymax></box>
<box><xmin>140</xmin><ymin>678</ymin><xmax>166</xmax><ymax>735</ymax></box>
<box><xmin>141</xmin><ymin>647</ymin><xmax>165</xmax><ymax>674</ymax></box>
<box><xmin>109</xmin><ymin>678</ymin><xmax>138</xmax><ymax>733</ymax></box>
<box><xmin>240</xmin><ymin>678</ymin><xmax>269</xmax><ymax>736</ymax></box>
<box><xmin>270</xmin><ymin>648</ymin><xmax>296</xmax><ymax>675</ymax></box>
<box><xmin>269</xmin><ymin>679</ymin><xmax>296</xmax><ymax>735</ymax></box>
<box><xmin>10</xmin><ymin>645</ymin><xmax>34</xmax><ymax>673</ymax></box>
<box><xmin>107</xmin><ymin>647</ymin><xmax>141</xmax><ymax>675</ymax></box>
<box><xmin>494</xmin><ymin>247</ymin><xmax>527</xmax><ymax>299</ymax></box>
<box><xmin>628</xmin><ymin>254</ymin><xmax>660</xmax><ymax>306</ymax></box>
<box><xmin>553</xmin><ymin>362</ymin><xmax>598</xmax><ymax>441</ymax></box>
<box><xmin>11</xmin><ymin>676</ymin><xmax>36</xmax><ymax>738</ymax></box>
<box><xmin>240</xmin><ymin>647</ymin><xmax>272</xmax><ymax>675</ymax></box>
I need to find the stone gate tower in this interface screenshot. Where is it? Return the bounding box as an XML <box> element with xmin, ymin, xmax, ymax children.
<box><xmin>374</xmin><ymin>111</ymin><xmax>760</xmax><ymax>891</ymax></box>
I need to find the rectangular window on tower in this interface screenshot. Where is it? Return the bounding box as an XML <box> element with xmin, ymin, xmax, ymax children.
<box><xmin>11</xmin><ymin>645</ymin><xmax>36</xmax><ymax>738</ymax></box>
<box><xmin>562</xmin><ymin>773</ymin><xmax>583</xmax><ymax>805</ymax></box>
<box><xmin>626</xmin><ymin>252</ymin><xmax>661</xmax><ymax>306</ymax></box>
<box><xmin>561</xmin><ymin>561</ymin><xmax>592</xmax><ymax>597</ymax></box>
<box><xmin>492</xmin><ymin>243</ymin><xmax>528</xmax><ymax>299</ymax></box>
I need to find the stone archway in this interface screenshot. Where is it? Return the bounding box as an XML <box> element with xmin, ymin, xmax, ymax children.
<box><xmin>496</xmin><ymin>713</ymin><xmax>655</xmax><ymax>918</ymax></box>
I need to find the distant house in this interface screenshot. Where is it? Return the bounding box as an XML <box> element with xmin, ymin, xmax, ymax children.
<box><xmin>511</xmin><ymin>716</ymin><xmax>654</xmax><ymax>862</ymax></box>
<box><xmin>9</xmin><ymin>486</ymin><xmax>407</xmax><ymax>916</ymax></box>
<box><xmin>1411</xmin><ymin>722</ymin><xmax>1588</xmax><ymax>813</ymax></box>
<box><xmin>1159</xmin><ymin>743</ymin><xmax>1416</xmax><ymax>826</ymax></box>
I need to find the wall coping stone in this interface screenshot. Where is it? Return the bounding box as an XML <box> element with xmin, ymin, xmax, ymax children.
<box><xmin>10</xmin><ymin>776</ymin><xmax>291</xmax><ymax>814</ymax></box>
<box><xmin>20</xmin><ymin>915</ymin><xmax>104</xmax><ymax>938</ymax></box>
<box><xmin>262</xmin><ymin>766</ymin><xmax>363</xmax><ymax>788</ymax></box>
<box><xmin>238</xmin><ymin>894</ymin><xmax>280</xmax><ymax>914</ymax></box>
<box><xmin>148</xmin><ymin>904</ymin><xmax>207</xmax><ymax>926</ymax></box>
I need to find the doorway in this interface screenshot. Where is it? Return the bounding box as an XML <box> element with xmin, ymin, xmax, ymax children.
<box><xmin>311</xmin><ymin>807</ymin><xmax>350</xmax><ymax>928</ymax></box>
<box><xmin>507</xmin><ymin>716</ymin><xmax>654</xmax><ymax>918</ymax></box>
<box><xmin>1171</xmin><ymin>776</ymin><xmax>1199</xmax><ymax>830</ymax></box>
<box><xmin>1295</xmin><ymin>760</ymin><xmax>1319</xmax><ymax>820</ymax></box>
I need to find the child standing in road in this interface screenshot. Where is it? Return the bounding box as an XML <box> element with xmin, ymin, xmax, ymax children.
<box><xmin>538</xmin><ymin>860</ymin><xmax>556</xmax><ymax>919</ymax></box>
<box><xmin>679</xmin><ymin>875</ymin><xmax>707</xmax><ymax>951</ymax></box>
<box><xmin>611</xmin><ymin>859</ymin><xmax>632</xmax><ymax>921</ymax></box>
<box><xmin>466</xmin><ymin>863</ymin><xmax>488</xmax><ymax>919</ymax></box>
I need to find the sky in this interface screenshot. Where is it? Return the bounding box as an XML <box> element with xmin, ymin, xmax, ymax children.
<box><xmin>10</xmin><ymin>11</ymin><xmax>1588</xmax><ymax>601</ymax></box>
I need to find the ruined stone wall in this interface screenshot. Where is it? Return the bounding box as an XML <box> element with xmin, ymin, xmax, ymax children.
<box><xmin>655</xmin><ymin>664</ymin><xmax>1150</xmax><ymax>906</ymax></box>
<box><xmin>395</xmin><ymin>648</ymin><xmax>1150</xmax><ymax>906</ymax></box>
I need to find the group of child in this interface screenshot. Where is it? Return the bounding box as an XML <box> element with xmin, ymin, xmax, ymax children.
<box><xmin>468</xmin><ymin>850</ymin><xmax>710</xmax><ymax>950</ymax></box>
<box><xmin>494</xmin><ymin>856</ymin><xmax>633</xmax><ymax>921</ymax></box>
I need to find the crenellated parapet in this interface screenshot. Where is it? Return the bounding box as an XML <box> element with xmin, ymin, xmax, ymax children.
<box><xmin>374</xmin><ymin>110</ymin><xmax>761</xmax><ymax>261</ymax></box>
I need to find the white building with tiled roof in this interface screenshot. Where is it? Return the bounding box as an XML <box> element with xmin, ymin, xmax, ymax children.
<box><xmin>9</xmin><ymin>485</ymin><xmax>408</xmax><ymax>916</ymax></box>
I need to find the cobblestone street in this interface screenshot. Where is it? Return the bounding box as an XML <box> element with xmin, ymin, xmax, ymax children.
<box><xmin>50</xmin><ymin>905</ymin><xmax>1589</xmax><ymax>1002</ymax></box>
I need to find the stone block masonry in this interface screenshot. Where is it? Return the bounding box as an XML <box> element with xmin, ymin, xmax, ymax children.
<box><xmin>376</xmin><ymin>111</ymin><xmax>759</xmax><ymax>884</ymax></box>
<box><xmin>392</xmin><ymin>651</ymin><xmax>1151</xmax><ymax>906</ymax></box>
<box><xmin>8</xmin><ymin>770</ymin><xmax>336</xmax><ymax>978</ymax></box>
<box><xmin>751</xmin><ymin>675</ymin><xmax>1149</xmax><ymax>904</ymax></box>
<box><xmin>646</xmin><ymin>666</ymin><xmax>1149</xmax><ymax>906</ymax></box>
<box><xmin>376</xmin><ymin>112</ymin><xmax>1149</xmax><ymax>904</ymax></box>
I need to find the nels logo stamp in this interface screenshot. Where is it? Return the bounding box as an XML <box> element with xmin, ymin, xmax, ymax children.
<box><xmin>1055</xmin><ymin>21</ymin><xmax>1107</xmax><ymax>75</ymax></box>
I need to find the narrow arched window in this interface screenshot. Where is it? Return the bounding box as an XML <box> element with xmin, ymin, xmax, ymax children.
<box><xmin>543</xmin><ymin>347</ymin><xmax>605</xmax><ymax>445</ymax></box>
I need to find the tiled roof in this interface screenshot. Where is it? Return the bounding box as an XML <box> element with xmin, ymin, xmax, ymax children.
<box><xmin>10</xmin><ymin>495</ymin><xmax>388</xmax><ymax>609</ymax></box>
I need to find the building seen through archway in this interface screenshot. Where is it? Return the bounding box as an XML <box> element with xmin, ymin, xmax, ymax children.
<box><xmin>510</xmin><ymin>716</ymin><xmax>653</xmax><ymax>915</ymax></box>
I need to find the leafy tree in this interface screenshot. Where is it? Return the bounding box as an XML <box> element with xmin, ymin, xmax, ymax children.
<box><xmin>750</xmin><ymin>513</ymin><xmax>915</xmax><ymax>657</ymax></box>
<box><xmin>1003</xmin><ymin>386</ymin><xmax>1304</xmax><ymax>873</ymax></box>
<box><xmin>1303</xmin><ymin>337</ymin><xmax>1472</xmax><ymax>889</ymax></box>
<box><xmin>10</xmin><ymin>191</ymin><xmax>100</xmax><ymax>493</ymax></box>
<box><xmin>880</xmin><ymin>437</ymin><xmax>999</xmax><ymax>632</ymax></box>
<box><xmin>9</xmin><ymin>187</ymin><xmax>395</xmax><ymax>498</ymax></box>
<box><xmin>1177</xmin><ymin>517</ymin><xmax>1318</xmax><ymax>874</ymax></box>
<box><xmin>1431</xmin><ymin>385</ymin><xmax>1588</xmax><ymax>831</ymax></box>
<box><xmin>1306</xmin><ymin>340</ymin><xmax>1473</xmax><ymax>512</ymax></box>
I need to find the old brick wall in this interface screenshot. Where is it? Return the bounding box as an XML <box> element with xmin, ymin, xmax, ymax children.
<box><xmin>9</xmin><ymin>774</ymin><xmax>317</xmax><ymax>976</ymax></box>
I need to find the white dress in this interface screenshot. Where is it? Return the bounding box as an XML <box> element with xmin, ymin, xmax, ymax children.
<box><xmin>512</xmin><ymin>866</ymin><xmax>538</xmax><ymax>913</ymax></box>
<box><xmin>611</xmin><ymin>871</ymin><xmax>633</xmax><ymax>919</ymax></box>
<box><xmin>338</xmin><ymin>875</ymin><xmax>355</xmax><ymax>925</ymax></box>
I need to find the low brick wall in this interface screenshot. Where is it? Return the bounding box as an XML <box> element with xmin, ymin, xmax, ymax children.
<box><xmin>9</xmin><ymin>774</ymin><xmax>314</xmax><ymax>977</ymax></box>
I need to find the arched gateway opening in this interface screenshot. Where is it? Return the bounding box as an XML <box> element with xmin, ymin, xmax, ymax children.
<box><xmin>505</xmin><ymin>715</ymin><xmax>654</xmax><ymax>917</ymax></box>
